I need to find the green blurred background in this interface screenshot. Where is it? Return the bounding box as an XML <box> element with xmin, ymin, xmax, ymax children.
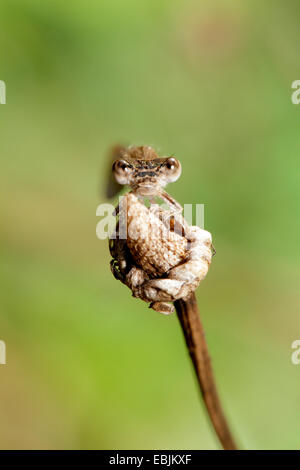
<box><xmin>1</xmin><ymin>0</ymin><xmax>300</xmax><ymax>450</ymax></box>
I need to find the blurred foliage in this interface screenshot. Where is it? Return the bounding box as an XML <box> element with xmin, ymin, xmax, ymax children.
<box><xmin>0</xmin><ymin>0</ymin><xmax>300</xmax><ymax>449</ymax></box>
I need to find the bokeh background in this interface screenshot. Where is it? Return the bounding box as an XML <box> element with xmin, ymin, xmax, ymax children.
<box><xmin>1</xmin><ymin>0</ymin><xmax>300</xmax><ymax>450</ymax></box>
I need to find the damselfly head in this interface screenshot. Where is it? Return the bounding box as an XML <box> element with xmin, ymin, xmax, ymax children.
<box><xmin>112</xmin><ymin>146</ymin><xmax>181</xmax><ymax>196</ymax></box>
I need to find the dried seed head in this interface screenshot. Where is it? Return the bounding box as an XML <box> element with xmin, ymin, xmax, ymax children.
<box><xmin>125</xmin><ymin>193</ymin><xmax>187</xmax><ymax>277</ymax></box>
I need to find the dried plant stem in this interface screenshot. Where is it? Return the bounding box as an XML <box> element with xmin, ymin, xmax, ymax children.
<box><xmin>174</xmin><ymin>293</ymin><xmax>237</xmax><ymax>450</ymax></box>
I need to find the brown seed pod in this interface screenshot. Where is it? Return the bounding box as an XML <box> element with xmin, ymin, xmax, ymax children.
<box><xmin>125</xmin><ymin>193</ymin><xmax>188</xmax><ymax>277</ymax></box>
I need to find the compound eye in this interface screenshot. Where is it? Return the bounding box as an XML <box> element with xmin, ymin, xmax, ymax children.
<box><xmin>165</xmin><ymin>157</ymin><xmax>179</xmax><ymax>171</ymax></box>
<box><xmin>113</xmin><ymin>159</ymin><xmax>130</xmax><ymax>173</ymax></box>
<box><xmin>164</xmin><ymin>157</ymin><xmax>181</xmax><ymax>183</ymax></box>
<box><xmin>112</xmin><ymin>159</ymin><xmax>132</xmax><ymax>185</ymax></box>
